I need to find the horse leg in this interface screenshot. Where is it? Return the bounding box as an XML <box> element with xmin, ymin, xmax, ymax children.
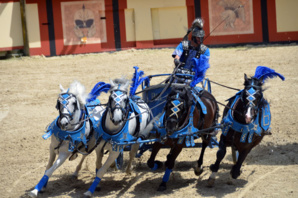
<box><xmin>95</xmin><ymin>140</ymin><xmax>105</xmax><ymax>173</ymax></box>
<box><xmin>46</xmin><ymin>142</ymin><xmax>57</xmax><ymax>170</ymax></box>
<box><xmin>230</xmin><ymin>149</ymin><xmax>250</xmax><ymax>180</ymax></box>
<box><xmin>157</xmin><ymin>145</ymin><xmax>183</xmax><ymax>191</ymax></box>
<box><xmin>84</xmin><ymin>144</ymin><xmax>120</xmax><ymax>197</ymax></box>
<box><xmin>147</xmin><ymin>142</ymin><xmax>163</xmax><ymax>170</ymax></box>
<box><xmin>194</xmin><ymin>138</ymin><xmax>208</xmax><ymax>176</ymax></box>
<box><xmin>29</xmin><ymin>143</ymin><xmax>71</xmax><ymax>197</ymax></box>
<box><xmin>208</xmin><ymin>135</ymin><xmax>227</xmax><ymax>187</ymax></box>
<box><xmin>72</xmin><ymin>155</ymin><xmax>87</xmax><ymax>179</ymax></box>
<box><xmin>126</xmin><ymin>143</ymin><xmax>139</xmax><ymax>175</ymax></box>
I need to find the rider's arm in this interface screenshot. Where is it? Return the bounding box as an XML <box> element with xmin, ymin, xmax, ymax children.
<box><xmin>172</xmin><ymin>42</ymin><xmax>183</xmax><ymax>58</ymax></box>
<box><xmin>172</xmin><ymin>43</ymin><xmax>183</xmax><ymax>66</ymax></box>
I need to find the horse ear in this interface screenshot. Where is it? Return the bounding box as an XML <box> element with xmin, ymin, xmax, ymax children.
<box><xmin>123</xmin><ymin>80</ymin><xmax>130</xmax><ymax>91</ymax></box>
<box><xmin>59</xmin><ymin>84</ymin><xmax>66</xmax><ymax>92</ymax></box>
<box><xmin>259</xmin><ymin>76</ymin><xmax>264</xmax><ymax>84</ymax></box>
<box><xmin>110</xmin><ymin>79</ymin><xmax>115</xmax><ymax>89</ymax></box>
<box><xmin>244</xmin><ymin>73</ymin><xmax>248</xmax><ymax>82</ymax></box>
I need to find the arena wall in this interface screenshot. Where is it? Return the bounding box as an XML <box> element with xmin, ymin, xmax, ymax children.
<box><xmin>0</xmin><ymin>0</ymin><xmax>297</xmax><ymax>57</ymax></box>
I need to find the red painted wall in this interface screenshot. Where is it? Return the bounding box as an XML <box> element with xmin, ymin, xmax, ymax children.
<box><xmin>267</xmin><ymin>0</ymin><xmax>298</xmax><ymax>42</ymax></box>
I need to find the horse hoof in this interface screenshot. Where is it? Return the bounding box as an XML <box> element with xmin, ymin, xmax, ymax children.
<box><xmin>28</xmin><ymin>189</ymin><xmax>38</xmax><ymax>197</ymax></box>
<box><xmin>125</xmin><ymin>170</ymin><xmax>132</xmax><ymax>176</ymax></box>
<box><xmin>207</xmin><ymin>177</ymin><xmax>215</xmax><ymax>188</ymax></box>
<box><xmin>157</xmin><ymin>182</ymin><xmax>167</xmax><ymax>191</ymax></box>
<box><xmin>71</xmin><ymin>174</ymin><xmax>78</xmax><ymax>181</ymax></box>
<box><xmin>230</xmin><ymin>167</ymin><xmax>241</xmax><ymax>179</ymax></box>
<box><xmin>83</xmin><ymin>191</ymin><xmax>92</xmax><ymax>197</ymax></box>
<box><xmin>69</xmin><ymin>153</ymin><xmax>78</xmax><ymax>161</ymax></box>
<box><xmin>194</xmin><ymin>167</ymin><xmax>203</xmax><ymax>176</ymax></box>
<box><xmin>227</xmin><ymin>178</ymin><xmax>236</xmax><ymax>185</ymax></box>
<box><xmin>209</xmin><ymin>164</ymin><xmax>217</xmax><ymax>172</ymax></box>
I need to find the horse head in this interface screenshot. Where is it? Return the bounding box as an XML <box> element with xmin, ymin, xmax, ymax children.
<box><xmin>108</xmin><ymin>77</ymin><xmax>130</xmax><ymax>125</ymax></box>
<box><xmin>242</xmin><ymin>74</ymin><xmax>264</xmax><ymax>124</ymax></box>
<box><xmin>56</xmin><ymin>81</ymin><xmax>88</xmax><ymax>130</ymax></box>
<box><xmin>164</xmin><ymin>85</ymin><xmax>193</xmax><ymax>136</ymax></box>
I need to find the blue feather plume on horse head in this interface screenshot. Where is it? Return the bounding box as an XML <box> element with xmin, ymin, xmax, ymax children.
<box><xmin>190</xmin><ymin>55</ymin><xmax>210</xmax><ymax>87</ymax></box>
<box><xmin>253</xmin><ymin>66</ymin><xmax>285</xmax><ymax>83</ymax></box>
<box><xmin>130</xmin><ymin>66</ymin><xmax>150</xmax><ymax>96</ymax></box>
<box><xmin>87</xmin><ymin>81</ymin><xmax>111</xmax><ymax>102</ymax></box>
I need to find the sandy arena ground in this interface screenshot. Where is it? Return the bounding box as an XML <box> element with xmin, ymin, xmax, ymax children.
<box><xmin>0</xmin><ymin>45</ymin><xmax>297</xmax><ymax>198</ymax></box>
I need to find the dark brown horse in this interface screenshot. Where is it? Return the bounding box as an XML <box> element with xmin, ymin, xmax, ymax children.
<box><xmin>147</xmin><ymin>84</ymin><xmax>219</xmax><ymax>191</ymax></box>
<box><xmin>208</xmin><ymin>68</ymin><xmax>285</xmax><ymax>186</ymax></box>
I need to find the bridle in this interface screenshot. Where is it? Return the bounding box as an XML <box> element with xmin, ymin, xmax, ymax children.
<box><xmin>56</xmin><ymin>93</ymin><xmax>79</xmax><ymax>122</ymax></box>
<box><xmin>108</xmin><ymin>89</ymin><xmax>129</xmax><ymax>122</ymax></box>
<box><xmin>242</xmin><ymin>78</ymin><xmax>263</xmax><ymax>115</ymax></box>
<box><xmin>165</xmin><ymin>91</ymin><xmax>190</xmax><ymax>133</ymax></box>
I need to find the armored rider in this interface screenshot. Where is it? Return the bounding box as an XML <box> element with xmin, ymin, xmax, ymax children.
<box><xmin>172</xmin><ymin>18</ymin><xmax>210</xmax><ymax>83</ymax></box>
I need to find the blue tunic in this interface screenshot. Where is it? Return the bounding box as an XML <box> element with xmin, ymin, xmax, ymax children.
<box><xmin>172</xmin><ymin>42</ymin><xmax>210</xmax><ymax>70</ymax></box>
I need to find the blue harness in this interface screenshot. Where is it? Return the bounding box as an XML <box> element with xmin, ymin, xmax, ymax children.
<box><xmin>155</xmin><ymin>87</ymin><xmax>207</xmax><ymax>147</ymax></box>
<box><xmin>222</xmin><ymin>92</ymin><xmax>271</xmax><ymax>143</ymax></box>
<box><xmin>42</xmin><ymin>99</ymin><xmax>101</xmax><ymax>152</ymax></box>
<box><xmin>97</xmin><ymin>98</ymin><xmax>142</xmax><ymax>152</ymax></box>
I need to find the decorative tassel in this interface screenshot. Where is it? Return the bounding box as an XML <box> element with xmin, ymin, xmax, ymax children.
<box><xmin>130</xmin><ymin>66</ymin><xmax>150</xmax><ymax>96</ymax></box>
<box><xmin>87</xmin><ymin>82</ymin><xmax>111</xmax><ymax>102</ymax></box>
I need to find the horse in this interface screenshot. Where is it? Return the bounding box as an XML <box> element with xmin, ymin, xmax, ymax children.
<box><xmin>29</xmin><ymin>80</ymin><xmax>107</xmax><ymax>197</ymax></box>
<box><xmin>147</xmin><ymin>83</ymin><xmax>219</xmax><ymax>191</ymax></box>
<box><xmin>84</xmin><ymin>77</ymin><xmax>153</xmax><ymax>197</ymax></box>
<box><xmin>208</xmin><ymin>66</ymin><xmax>285</xmax><ymax>186</ymax></box>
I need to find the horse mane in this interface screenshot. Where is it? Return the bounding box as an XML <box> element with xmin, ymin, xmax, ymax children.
<box><xmin>110</xmin><ymin>77</ymin><xmax>130</xmax><ymax>92</ymax></box>
<box><xmin>66</xmin><ymin>80</ymin><xmax>89</xmax><ymax>106</ymax></box>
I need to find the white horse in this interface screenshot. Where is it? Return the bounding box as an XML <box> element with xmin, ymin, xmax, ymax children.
<box><xmin>84</xmin><ymin>77</ymin><xmax>153</xmax><ymax>197</ymax></box>
<box><xmin>29</xmin><ymin>80</ymin><xmax>106</xmax><ymax>197</ymax></box>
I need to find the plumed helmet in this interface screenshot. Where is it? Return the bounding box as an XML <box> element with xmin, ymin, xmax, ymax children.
<box><xmin>191</xmin><ymin>18</ymin><xmax>205</xmax><ymax>38</ymax></box>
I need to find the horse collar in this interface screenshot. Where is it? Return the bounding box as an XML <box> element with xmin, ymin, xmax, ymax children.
<box><xmin>159</xmin><ymin>105</ymin><xmax>196</xmax><ymax>142</ymax></box>
<box><xmin>42</xmin><ymin>114</ymin><xmax>88</xmax><ymax>152</ymax></box>
<box><xmin>222</xmin><ymin>93</ymin><xmax>271</xmax><ymax>143</ymax></box>
<box><xmin>98</xmin><ymin>110</ymin><xmax>135</xmax><ymax>151</ymax></box>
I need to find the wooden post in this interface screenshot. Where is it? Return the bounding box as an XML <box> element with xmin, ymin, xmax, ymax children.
<box><xmin>20</xmin><ymin>0</ymin><xmax>30</xmax><ymax>56</ymax></box>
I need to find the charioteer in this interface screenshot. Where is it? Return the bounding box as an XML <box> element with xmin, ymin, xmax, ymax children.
<box><xmin>172</xmin><ymin>18</ymin><xmax>210</xmax><ymax>84</ymax></box>
<box><xmin>171</xmin><ymin>18</ymin><xmax>219</xmax><ymax>137</ymax></box>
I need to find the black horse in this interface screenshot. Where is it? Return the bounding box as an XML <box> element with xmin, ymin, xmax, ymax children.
<box><xmin>208</xmin><ymin>66</ymin><xmax>285</xmax><ymax>186</ymax></box>
<box><xmin>147</xmin><ymin>84</ymin><xmax>219</xmax><ymax>191</ymax></box>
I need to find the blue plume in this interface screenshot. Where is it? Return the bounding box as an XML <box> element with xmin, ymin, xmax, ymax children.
<box><xmin>190</xmin><ymin>55</ymin><xmax>210</xmax><ymax>87</ymax></box>
<box><xmin>87</xmin><ymin>82</ymin><xmax>111</xmax><ymax>102</ymax></box>
<box><xmin>254</xmin><ymin>66</ymin><xmax>285</xmax><ymax>83</ymax></box>
<box><xmin>130</xmin><ymin>66</ymin><xmax>149</xmax><ymax>96</ymax></box>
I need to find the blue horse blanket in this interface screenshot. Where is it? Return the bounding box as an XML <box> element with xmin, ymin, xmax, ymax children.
<box><xmin>221</xmin><ymin>92</ymin><xmax>271</xmax><ymax>143</ymax></box>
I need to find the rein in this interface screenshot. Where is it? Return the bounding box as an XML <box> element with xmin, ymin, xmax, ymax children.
<box><xmin>201</xmin><ymin>94</ymin><xmax>244</xmax><ymax>117</ymax></box>
<box><xmin>202</xmin><ymin>79</ymin><xmax>244</xmax><ymax>116</ymax></box>
<box><xmin>70</xmin><ymin>106</ymin><xmax>106</xmax><ymax>126</ymax></box>
<box><xmin>123</xmin><ymin>96</ymin><xmax>168</xmax><ymax>122</ymax></box>
<box><xmin>205</xmin><ymin>78</ymin><xmax>240</xmax><ymax>91</ymax></box>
